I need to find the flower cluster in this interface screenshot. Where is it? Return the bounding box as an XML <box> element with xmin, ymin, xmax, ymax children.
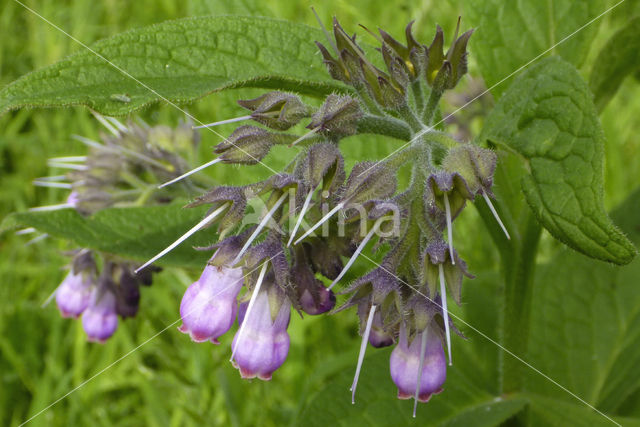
<box><xmin>140</xmin><ymin>18</ymin><xmax>509</xmax><ymax>415</ymax></box>
<box><xmin>28</xmin><ymin>17</ymin><xmax>510</xmax><ymax>415</ymax></box>
<box><xmin>34</xmin><ymin>118</ymin><xmax>194</xmax><ymax>341</ymax></box>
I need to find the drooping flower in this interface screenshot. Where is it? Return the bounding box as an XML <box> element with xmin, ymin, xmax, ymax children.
<box><xmin>55</xmin><ymin>270</ymin><xmax>93</xmax><ymax>318</ymax></box>
<box><xmin>178</xmin><ymin>265</ymin><xmax>244</xmax><ymax>344</ymax></box>
<box><xmin>82</xmin><ymin>285</ymin><xmax>118</xmax><ymax>343</ymax></box>
<box><xmin>390</xmin><ymin>325</ymin><xmax>446</xmax><ymax>403</ymax></box>
<box><xmin>231</xmin><ymin>285</ymin><xmax>291</xmax><ymax>380</ymax></box>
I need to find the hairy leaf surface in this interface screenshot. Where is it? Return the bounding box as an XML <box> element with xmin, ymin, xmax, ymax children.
<box><xmin>0</xmin><ymin>16</ymin><xmax>346</xmax><ymax>116</ymax></box>
<box><xmin>481</xmin><ymin>57</ymin><xmax>636</xmax><ymax>264</ymax></box>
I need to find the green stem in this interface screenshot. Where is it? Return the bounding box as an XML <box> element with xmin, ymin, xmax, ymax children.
<box><xmin>356</xmin><ymin>114</ymin><xmax>411</xmax><ymax>141</ymax></box>
<box><xmin>356</xmin><ymin>86</ymin><xmax>385</xmax><ymax>116</ymax></box>
<box><xmin>423</xmin><ymin>86</ymin><xmax>444</xmax><ymax>125</ymax></box>
<box><xmin>502</xmin><ymin>211</ymin><xmax>541</xmax><ymax>393</ymax></box>
<box><xmin>411</xmin><ymin>80</ymin><xmax>425</xmax><ymax>113</ymax></box>
<box><xmin>399</xmin><ymin>104</ymin><xmax>424</xmax><ymax>133</ymax></box>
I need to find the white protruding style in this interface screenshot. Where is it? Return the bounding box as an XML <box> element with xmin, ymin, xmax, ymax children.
<box><xmin>232</xmin><ymin>193</ymin><xmax>288</xmax><ymax>265</ymax></box>
<box><xmin>47</xmin><ymin>162</ymin><xmax>88</xmax><ymax>171</ymax></box>
<box><xmin>287</xmin><ymin>189</ymin><xmax>315</xmax><ymax>247</ymax></box>
<box><xmin>230</xmin><ymin>260</ymin><xmax>269</xmax><ymax>362</ymax></box>
<box><xmin>33</xmin><ymin>181</ymin><xmax>73</xmax><ymax>189</ymax></box>
<box><xmin>158</xmin><ymin>158</ymin><xmax>222</xmax><ymax>189</ymax></box>
<box><xmin>443</xmin><ymin>192</ymin><xmax>455</xmax><ymax>265</ymax></box>
<box><xmin>134</xmin><ymin>204</ymin><xmax>228</xmax><ymax>274</ymax></box>
<box><xmin>413</xmin><ymin>329</ymin><xmax>428</xmax><ymax>418</ymax></box>
<box><xmin>293</xmin><ymin>202</ymin><xmax>344</xmax><ymax>245</ymax></box>
<box><xmin>482</xmin><ymin>191</ymin><xmax>511</xmax><ymax>240</ymax></box>
<box><xmin>92</xmin><ymin>111</ymin><xmax>120</xmax><ymax>136</ymax></box>
<box><xmin>193</xmin><ymin>115</ymin><xmax>252</xmax><ymax>129</ymax></box>
<box><xmin>329</xmin><ymin>223</ymin><xmax>379</xmax><ymax>290</ymax></box>
<box><xmin>29</xmin><ymin>203</ymin><xmax>74</xmax><ymax>212</ymax></box>
<box><xmin>49</xmin><ymin>156</ymin><xmax>87</xmax><ymax>163</ymax></box>
<box><xmin>438</xmin><ymin>264</ymin><xmax>452</xmax><ymax>366</ymax></box>
<box><xmin>289</xmin><ymin>126</ymin><xmax>319</xmax><ymax>147</ymax></box>
<box><xmin>350</xmin><ymin>304</ymin><xmax>377</xmax><ymax>404</ymax></box>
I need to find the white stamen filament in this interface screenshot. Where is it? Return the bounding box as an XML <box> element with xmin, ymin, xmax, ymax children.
<box><xmin>47</xmin><ymin>162</ymin><xmax>88</xmax><ymax>171</ymax></box>
<box><xmin>232</xmin><ymin>193</ymin><xmax>288</xmax><ymax>265</ymax></box>
<box><xmin>289</xmin><ymin>126</ymin><xmax>319</xmax><ymax>147</ymax></box>
<box><xmin>72</xmin><ymin>135</ymin><xmax>103</xmax><ymax>148</ymax></box>
<box><xmin>350</xmin><ymin>304</ymin><xmax>376</xmax><ymax>404</ymax></box>
<box><xmin>25</xmin><ymin>233</ymin><xmax>48</xmax><ymax>246</ymax></box>
<box><xmin>29</xmin><ymin>203</ymin><xmax>73</xmax><ymax>212</ymax></box>
<box><xmin>482</xmin><ymin>191</ymin><xmax>511</xmax><ymax>240</ymax></box>
<box><xmin>230</xmin><ymin>260</ymin><xmax>269</xmax><ymax>362</ymax></box>
<box><xmin>34</xmin><ymin>175</ymin><xmax>67</xmax><ymax>182</ymax></box>
<box><xmin>92</xmin><ymin>112</ymin><xmax>120</xmax><ymax>136</ymax></box>
<box><xmin>439</xmin><ymin>264</ymin><xmax>452</xmax><ymax>366</ymax></box>
<box><xmin>413</xmin><ymin>329</ymin><xmax>428</xmax><ymax>418</ymax></box>
<box><xmin>134</xmin><ymin>203</ymin><xmax>228</xmax><ymax>274</ymax></box>
<box><xmin>158</xmin><ymin>158</ymin><xmax>222</xmax><ymax>188</ymax></box>
<box><xmin>33</xmin><ymin>181</ymin><xmax>72</xmax><ymax>189</ymax></box>
<box><xmin>106</xmin><ymin>116</ymin><xmax>129</xmax><ymax>133</ymax></box>
<box><xmin>293</xmin><ymin>202</ymin><xmax>344</xmax><ymax>245</ymax></box>
<box><xmin>49</xmin><ymin>156</ymin><xmax>87</xmax><ymax>163</ymax></box>
<box><xmin>193</xmin><ymin>115</ymin><xmax>252</xmax><ymax>129</ymax></box>
<box><xmin>15</xmin><ymin>227</ymin><xmax>36</xmax><ymax>235</ymax></box>
<box><xmin>40</xmin><ymin>285</ymin><xmax>59</xmax><ymax>308</ymax></box>
<box><xmin>287</xmin><ymin>189</ymin><xmax>315</xmax><ymax>247</ymax></box>
<box><xmin>329</xmin><ymin>223</ymin><xmax>378</xmax><ymax>290</ymax></box>
<box><xmin>443</xmin><ymin>192</ymin><xmax>455</xmax><ymax>265</ymax></box>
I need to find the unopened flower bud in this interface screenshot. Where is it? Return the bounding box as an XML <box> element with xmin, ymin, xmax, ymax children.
<box><xmin>178</xmin><ymin>266</ymin><xmax>244</xmax><ymax>344</ymax></box>
<box><xmin>238</xmin><ymin>91</ymin><xmax>309</xmax><ymax>131</ymax></box>
<box><xmin>307</xmin><ymin>94</ymin><xmax>362</xmax><ymax>140</ymax></box>
<box><xmin>215</xmin><ymin>126</ymin><xmax>280</xmax><ymax>165</ymax></box>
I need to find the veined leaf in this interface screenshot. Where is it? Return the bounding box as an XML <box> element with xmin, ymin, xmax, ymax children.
<box><xmin>526</xmin><ymin>187</ymin><xmax>640</xmax><ymax>415</ymax></box>
<box><xmin>590</xmin><ymin>17</ymin><xmax>640</xmax><ymax>112</ymax></box>
<box><xmin>526</xmin><ymin>394</ymin><xmax>640</xmax><ymax>427</ymax></box>
<box><xmin>480</xmin><ymin>57</ymin><xmax>636</xmax><ymax>265</ymax></box>
<box><xmin>298</xmin><ymin>348</ymin><xmax>527</xmax><ymax>426</ymax></box>
<box><xmin>1</xmin><ymin>202</ymin><xmax>213</xmax><ymax>269</ymax></box>
<box><xmin>465</xmin><ymin>0</ymin><xmax>605</xmax><ymax>98</ymax></box>
<box><xmin>0</xmin><ymin>16</ymin><xmax>346</xmax><ymax>116</ymax></box>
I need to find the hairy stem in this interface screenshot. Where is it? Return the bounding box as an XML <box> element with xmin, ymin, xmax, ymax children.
<box><xmin>356</xmin><ymin>114</ymin><xmax>411</xmax><ymax>141</ymax></box>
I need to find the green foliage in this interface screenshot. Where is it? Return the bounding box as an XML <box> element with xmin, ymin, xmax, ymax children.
<box><xmin>1</xmin><ymin>202</ymin><xmax>211</xmax><ymax>268</ymax></box>
<box><xmin>526</xmin><ymin>187</ymin><xmax>640</xmax><ymax>415</ymax></box>
<box><xmin>481</xmin><ymin>57</ymin><xmax>636</xmax><ymax>265</ymax></box>
<box><xmin>0</xmin><ymin>16</ymin><xmax>346</xmax><ymax>116</ymax></box>
<box><xmin>590</xmin><ymin>17</ymin><xmax>640</xmax><ymax>111</ymax></box>
<box><xmin>300</xmin><ymin>349</ymin><xmax>528</xmax><ymax>427</ymax></box>
<box><xmin>465</xmin><ymin>0</ymin><xmax>605</xmax><ymax>98</ymax></box>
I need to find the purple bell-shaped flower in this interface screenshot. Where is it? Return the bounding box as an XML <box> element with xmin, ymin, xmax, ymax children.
<box><xmin>82</xmin><ymin>285</ymin><xmax>118</xmax><ymax>343</ymax></box>
<box><xmin>231</xmin><ymin>286</ymin><xmax>291</xmax><ymax>380</ymax></box>
<box><xmin>178</xmin><ymin>265</ymin><xmax>244</xmax><ymax>344</ymax></box>
<box><xmin>390</xmin><ymin>325</ymin><xmax>446</xmax><ymax>403</ymax></box>
<box><xmin>55</xmin><ymin>271</ymin><xmax>93</xmax><ymax>318</ymax></box>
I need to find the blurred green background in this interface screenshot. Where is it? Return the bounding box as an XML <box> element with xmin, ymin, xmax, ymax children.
<box><xmin>1</xmin><ymin>0</ymin><xmax>639</xmax><ymax>426</ymax></box>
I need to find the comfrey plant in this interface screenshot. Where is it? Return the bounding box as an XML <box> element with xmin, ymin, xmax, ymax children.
<box><xmin>4</xmin><ymin>7</ymin><xmax>639</xmax><ymax>425</ymax></box>
<box><xmin>131</xmin><ymin>18</ymin><xmax>508</xmax><ymax>413</ymax></box>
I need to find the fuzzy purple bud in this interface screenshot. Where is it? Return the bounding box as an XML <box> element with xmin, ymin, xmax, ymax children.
<box><xmin>178</xmin><ymin>266</ymin><xmax>244</xmax><ymax>344</ymax></box>
<box><xmin>299</xmin><ymin>285</ymin><xmax>336</xmax><ymax>315</ymax></box>
<box><xmin>55</xmin><ymin>271</ymin><xmax>93</xmax><ymax>318</ymax></box>
<box><xmin>390</xmin><ymin>327</ymin><xmax>446</xmax><ymax>402</ymax></box>
<box><xmin>231</xmin><ymin>288</ymin><xmax>291</xmax><ymax>380</ymax></box>
<box><xmin>82</xmin><ymin>286</ymin><xmax>118</xmax><ymax>343</ymax></box>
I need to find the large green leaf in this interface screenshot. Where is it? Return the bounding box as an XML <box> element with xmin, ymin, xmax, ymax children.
<box><xmin>480</xmin><ymin>57</ymin><xmax>636</xmax><ymax>265</ymax></box>
<box><xmin>526</xmin><ymin>187</ymin><xmax>640</xmax><ymax>415</ymax></box>
<box><xmin>465</xmin><ymin>0</ymin><xmax>605</xmax><ymax>98</ymax></box>
<box><xmin>298</xmin><ymin>349</ymin><xmax>527</xmax><ymax>426</ymax></box>
<box><xmin>590</xmin><ymin>17</ymin><xmax>640</xmax><ymax>112</ymax></box>
<box><xmin>1</xmin><ymin>202</ymin><xmax>212</xmax><ymax>268</ymax></box>
<box><xmin>526</xmin><ymin>394</ymin><xmax>640</xmax><ymax>427</ymax></box>
<box><xmin>0</xmin><ymin>16</ymin><xmax>346</xmax><ymax>116</ymax></box>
